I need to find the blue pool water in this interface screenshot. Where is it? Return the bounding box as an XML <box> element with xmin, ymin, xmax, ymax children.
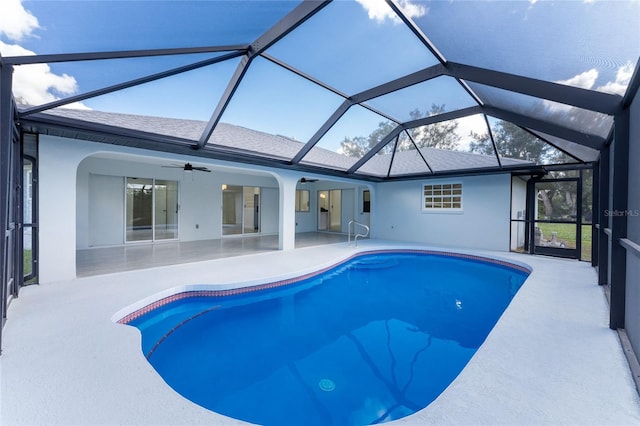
<box><xmin>125</xmin><ymin>252</ymin><xmax>529</xmax><ymax>426</ymax></box>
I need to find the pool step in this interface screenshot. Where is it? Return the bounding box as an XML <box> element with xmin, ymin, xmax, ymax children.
<box><xmin>350</xmin><ymin>257</ymin><xmax>399</xmax><ymax>270</ymax></box>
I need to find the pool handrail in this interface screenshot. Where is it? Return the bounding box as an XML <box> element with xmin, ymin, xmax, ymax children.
<box><xmin>348</xmin><ymin>220</ymin><xmax>370</xmax><ymax>248</ymax></box>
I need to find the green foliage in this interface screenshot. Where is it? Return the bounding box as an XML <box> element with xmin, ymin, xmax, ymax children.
<box><xmin>469</xmin><ymin>120</ymin><xmax>574</xmax><ymax>164</ymax></box>
<box><xmin>339</xmin><ymin>104</ymin><xmax>460</xmax><ymax>157</ymax></box>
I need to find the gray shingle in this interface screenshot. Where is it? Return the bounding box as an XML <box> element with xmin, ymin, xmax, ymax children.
<box><xmin>41</xmin><ymin>108</ymin><xmax>533</xmax><ymax>176</ymax></box>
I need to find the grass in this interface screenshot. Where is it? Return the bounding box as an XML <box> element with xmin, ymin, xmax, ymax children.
<box><xmin>23</xmin><ymin>249</ymin><xmax>38</xmax><ymax>284</ymax></box>
<box><xmin>536</xmin><ymin>223</ymin><xmax>592</xmax><ymax>262</ymax></box>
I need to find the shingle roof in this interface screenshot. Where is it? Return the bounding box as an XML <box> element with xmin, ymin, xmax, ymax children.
<box><xmin>41</xmin><ymin>108</ymin><xmax>534</xmax><ymax>177</ymax></box>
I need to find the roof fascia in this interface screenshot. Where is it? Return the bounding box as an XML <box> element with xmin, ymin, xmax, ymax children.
<box><xmin>380</xmin><ymin>163</ymin><xmax>547</xmax><ymax>182</ymax></box>
<box><xmin>19</xmin><ymin>51</ymin><xmax>246</xmax><ymax>117</ymax></box>
<box><xmin>446</xmin><ymin>62</ymin><xmax>623</xmax><ymax>116</ymax></box>
<box><xmin>21</xmin><ymin>114</ymin><xmax>385</xmax><ymax>182</ymax></box>
<box><xmin>3</xmin><ymin>45</ymin><xmax>248</xmax><ymax>65</ymax></box>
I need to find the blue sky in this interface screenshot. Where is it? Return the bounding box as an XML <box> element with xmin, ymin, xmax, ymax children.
<box><xmin>1</xmin><ymin>0</ymin><xmax>638</xmax><ymax>152</ymax></box>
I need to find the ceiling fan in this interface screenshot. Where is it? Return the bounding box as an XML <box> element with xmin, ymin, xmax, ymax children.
<box><xmin>299</xmin><ymin>177</ymin><xmax>318</xmax><ymax>183</ymax></box>
<box><xmin>163</xmin><ymin>162</ymin><xmax>211</xmax><ymax>173</ymax></box>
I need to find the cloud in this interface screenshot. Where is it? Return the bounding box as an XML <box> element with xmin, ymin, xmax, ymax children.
<box><xmin>356</xmin><ymin>0</ymin><xmax>427</xmax><ymax>24</ymax></box>
<box><xmin>0</xmin><ymin>0</ymin><xmax>39</xmax><ymax>41</ymax></box>
<box><xmin>543</xmin><ymin>62</ymin><xmax>634</xmax><ymax>114</ymax></box>
<box><xmin>1</xmin><ymin>41</ymin><xmax>90</xmax><ymax>109</ymax></box>
<box><xmin>0</xmin><ymin>0</ymin><xmax>89</xmax><ymax>109</ymax></box>
<box><xmin>555</xmin><ymin>69</ymin><xmax>598</xmax><ymax>90</ymax></box>
<box><xmin>596</xmin><ymin>62</ymin><xmax>634</xmax><ymax>96</ymax></box>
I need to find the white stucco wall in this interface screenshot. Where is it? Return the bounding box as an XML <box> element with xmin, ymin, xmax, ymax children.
<box><xmin>374</xmin><ymin>174</ymin><xmax>512</xmax><ymax>251</ymax></box>
<box><xmin>40</xmin><ymin>136</ymin><xmax>99</xmax><ymax>283</ymax></box>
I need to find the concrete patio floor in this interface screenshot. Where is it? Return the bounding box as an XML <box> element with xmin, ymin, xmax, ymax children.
<box><xmin>2</xmin><ymin>240</ymin><xmax>640</xmax><ymax>425</ymax></box>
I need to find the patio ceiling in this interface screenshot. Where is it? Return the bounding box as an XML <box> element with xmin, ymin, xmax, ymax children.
<box><xmin>4</xmin><ymin>0</ymin><xmax>639</xmax><ymax>180</ymax></box>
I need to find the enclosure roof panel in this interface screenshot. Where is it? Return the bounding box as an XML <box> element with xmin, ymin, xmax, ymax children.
<box><xmin>5</xmin><ymin>0</ymin><xmax>636</xmax><ymax>179</ymax></box>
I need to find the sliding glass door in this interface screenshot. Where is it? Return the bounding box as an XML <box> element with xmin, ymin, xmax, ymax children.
<box><xmin>222</xmin><ymin>185</ymin><xmax>260</xmax><ymax>236</ymax></box>
<box><xmin>126</xmin><ymin>177</ymin><xmax>178</xmax><ymax>242</ymax></box>
<box><xmin>154</xmin><ymin>180</ymin><xmax>179</xmax><ymax>240</ymax></box>
<box><xmin>318</xmin><ymin>189</ymin><xmax>342</xmax><ymax>232</ymax></box>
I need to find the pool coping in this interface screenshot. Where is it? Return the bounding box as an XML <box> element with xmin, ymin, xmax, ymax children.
<box><xmin>113</xmin><ymin>248</ymin><xmax>532</xmax><ymax>325</ymax></box>
<box><xmin>2</xmin><ymin>240</ymin><xmax>639</xmax><ymax>426</ymax></box>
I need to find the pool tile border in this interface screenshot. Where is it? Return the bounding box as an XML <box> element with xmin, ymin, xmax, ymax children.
<box><xmin>116</xmin><ymin>249</ymin><xmax>531</xmax><ymax>325</ymax></box>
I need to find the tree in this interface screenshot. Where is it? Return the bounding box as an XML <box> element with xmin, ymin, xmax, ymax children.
<box><xmin>339</xmin><ymin>121</ymin><xmax>396</xmax><ymax>157</ymax></box>
<box><xmin>469</xmin><ymin>121</ymin><xmax>552</xmax><ymax>162</ymax></box>
<box><xmin>406</xmin><ymin>105</ymin><xmax>460</xmax><ymax>150</ymax></box>
<box><xmin>469</xmin><ymin>119</ymin><xmax>583</xmax><ymax>219</ymax></box>
<box><xmin>339</xmin><ymin>104</ymin><xmax>460</xmax><ymax>157</ymax></box>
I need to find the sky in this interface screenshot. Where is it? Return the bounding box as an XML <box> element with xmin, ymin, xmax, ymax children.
<box><xmin>0</xmin><ymin>0</ymin><xmax>638</xmax><ymax>153</ymax></box>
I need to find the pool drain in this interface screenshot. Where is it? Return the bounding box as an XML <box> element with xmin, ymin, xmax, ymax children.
<box><xmin>318</xmin><ymin>378</ymin><xmax>336</xmax><ymax>392</ymax></box>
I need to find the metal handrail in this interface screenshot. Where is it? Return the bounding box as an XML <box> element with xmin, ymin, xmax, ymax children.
<box><xmin>348</xmin><ymin>220</ymin><xmax>370</xmax><ymax>247</ymax></box>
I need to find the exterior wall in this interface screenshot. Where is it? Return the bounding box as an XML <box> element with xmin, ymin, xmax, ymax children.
<box><xmin>40</xmin><ymin>136</ymin><xmax>99</xmax><ymax>282</ymax></box>
<box><xmin>626</xmin><ymin>88</ymin><xmax>640</xmax><ymax>360</ymax></box>
<box><xmin>374</xmin><ymin>174</ymin><xmax>512</xmax><ymax>251</ymax></box>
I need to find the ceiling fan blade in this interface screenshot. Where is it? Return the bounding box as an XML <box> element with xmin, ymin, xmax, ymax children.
<box><xmin>161</xmin><ymin>162</ymin><xmax>211</xmax><ymax>172</ymax></box>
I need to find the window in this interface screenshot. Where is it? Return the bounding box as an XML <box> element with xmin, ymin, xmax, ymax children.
<box><xmin>295</xmin><ymin>189</ymin><xmax>310</xmax><ymax>212</ymax></box>
<box><xmin>362</xmin><ymin>190</ymin><xmax>370</xmax><ymax>213</ymax></box>
<box><xmin>423</xmin><ymin>183</ymin><xmax>462</xmax><ymax>211</ymax></box>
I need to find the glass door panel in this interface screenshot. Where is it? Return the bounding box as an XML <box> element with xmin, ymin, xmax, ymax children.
<box><xmin>318</xmin><ymin>190</ymin><xmax>329</xmax><ymax>231</ymax></box>
<box><xmin>222</xmin><ymin>185</ymin><xmax>260</xmax><ymax>236</ymax></box>
<box><xmin>154</xmin><ymin>180</ymin><xmax>179</xmax><ymax>240</ymax></box>
<box><xmin>243</xmin><ymin>187</ymin><xmax>260</xmax><ymax>234</ymax></box>
<box><xmin>222</xmin><ymin>185</ymin><xmax>243</xmax><ymax>236</ymax></box>
<box><xmin>126</xmin><ymin>178</ymin><xmax>153</xmax><ymax>242</ymax></box>
<box><xmin>329</xmin><ymin>189</ymin><xmax>341</xmax><ymax>232</ymax></box>
<box><xmin>318</xmin><ymin>190</ymin><xmax>342</xmax><ymax>232</ymax></box>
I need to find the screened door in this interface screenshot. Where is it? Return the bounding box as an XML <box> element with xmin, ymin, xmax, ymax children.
<box><xmin>531</xmin><ymin>178</ymin><xmax>581</xmax><ymax>259</ymax></box>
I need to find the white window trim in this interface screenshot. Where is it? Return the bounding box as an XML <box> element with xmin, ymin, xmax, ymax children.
<box><xmin>422</xmin><ymin>182</ymin><xmax>463</xmax><ymax>214</ymax></box>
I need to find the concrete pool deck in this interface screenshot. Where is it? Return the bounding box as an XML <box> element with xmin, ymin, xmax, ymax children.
<box><xmin>2</xmin><ymin>240</ymin><xmax>640</xmax><ymax>425</ymax></box>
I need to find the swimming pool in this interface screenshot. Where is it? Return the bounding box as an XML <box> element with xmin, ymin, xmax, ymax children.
<box><xmin>117</xmin><ymin>250</ymin><xmax>530</xmax><ymax>425</ymax></box>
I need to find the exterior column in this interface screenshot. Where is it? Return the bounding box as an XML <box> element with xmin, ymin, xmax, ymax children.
<box><xmin>597</xmin><ymin>145</ymin><xmax>610</xmax><ymax>285</ymax></box>
<box><xmin>0</xmin><ymin>59</ymin><xmax>14</xmax><ymax>353</ymax></box>
<box><xmin>610</xmin><ymin>110</ymin><xmax>630</xmax><ymax>330</ymax></box>
<box><xmin>278</xmin><ymin>173</ymin><xmax>298</xmax><ymax>251</ymax></box>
